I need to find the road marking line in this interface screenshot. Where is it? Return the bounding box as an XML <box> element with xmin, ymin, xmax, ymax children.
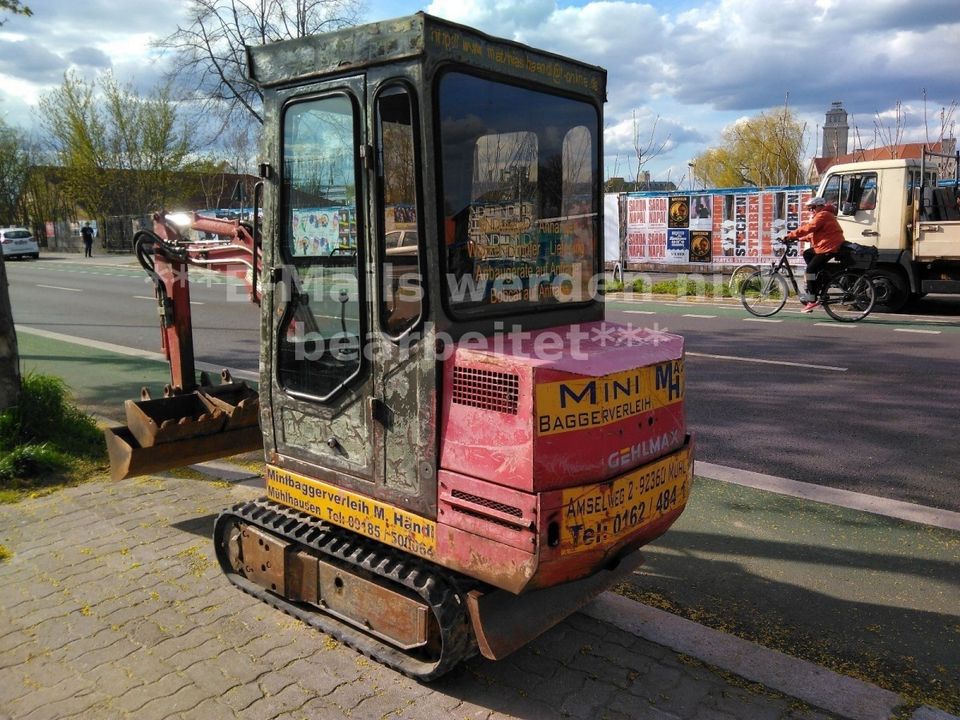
<box><xmin>743</xmin><ymin>318</ymin><xmax>783</xmax><ymax>323</ymax></box>
<box><xmin>15</xmin><ymin>326</ymin><xmax>258</xmax><ymax>382</ymax></box>
<box><xmin>134</xmin><ymin>294</ymin><xmax>204</xmax><ymax>305</ymax></box>
<box><xmin>813</xmin><ymin>322</ymin><xmax>859</xmax><ymax>328</ymax></box>
<box><xmin>686</xmin><ymin>351</ymin><xmax>846</xmax><ymax>372</ymax></box>
<box><xmin>682</xmin><ymin>314</ymin><xmax>716</xmax><ymax>319</ymax></box>
<box><xmin>623</xmin><ymin>310</ymin><xmax>656</xmax><ymax>315</ymax></box>
<box><xmin>36</xmin><ymin>284</ymin><xmax>81</xmax><ymax>292</ymax></box>
<box><xmin>894</xmin><ymin>328</ymin><xmax>941</xmax><ymax>335</ymax></box>
<box><xmin>696</xmin><ymin>461</ymin><xmax>960</xmax><ymax>532</ymax></box>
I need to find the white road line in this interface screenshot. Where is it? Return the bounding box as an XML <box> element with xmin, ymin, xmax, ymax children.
<box><xmin>894</xmin><ymin>328</ymin><xmax>941</xmax><ymax>335</ymax></box>
<box><xmin>682</xmin><ymin>314</ymin><xmax>717</xmax><ymax>319</ymax></box>
<box><xmin>15</xmin><ymin>326</ymin><xmax>258</xmax><ymax>382</ymax></box>
<box><xmin>134</xmin><ymin>294</ymin><xmax>205</xmax><ymax>305</ymax></box>
<box><xmin>686</xmin><ymin>351</ymin><xmax>847</xmax><ymax>372</ymax></box>
<box><xmin>696</xmin><ymin>460</ymin><xmax>960</xmax><ymax>532</ymax></box>
<box><xmin>743</xmin><ymin>318</ymin><xmax>783</xmax><ymax>323</ymax></box>
<box><xmin>36</xmin><ymin>284</ymin><xmax>82</xmax><ymax>292</ymax></box>
<box><xmin>623</xmin><ymin>310</ymin><xmax>656</xmax><ymax>315</ymax></box>
<box><xmin>813</xmin><ymin>322</ymin><xmax>859</xmax><ymax>328</ymax></box>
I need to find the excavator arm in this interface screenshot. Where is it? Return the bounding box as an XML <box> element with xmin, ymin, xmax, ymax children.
<box><xmin>104</xmin><ymin>211</ymin><xmax>264</xmax><ymax>481</ymax></box>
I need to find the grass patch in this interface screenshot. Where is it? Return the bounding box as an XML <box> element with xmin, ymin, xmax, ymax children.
<box><xmin>0</xmin><ymin>373</ymin><xmax>106</xmax><ymax>502</ymax></box>
<box><xmin>622</xmin><ymin>275</ymin><xmax>735</xmax><ymax>298</ymax></box>
<box><xmin>0</xmin><ymin>544</ymin><xmax>10</xmax><ymax>561</ymax></box>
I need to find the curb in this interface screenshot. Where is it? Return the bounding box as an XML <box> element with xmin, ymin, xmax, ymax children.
<box><xmin>584</xmin><ymin>593</ymin><xmax>957</xmax><ymax>720</ymax></box>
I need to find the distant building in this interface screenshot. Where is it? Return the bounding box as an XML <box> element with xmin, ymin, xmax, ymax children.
<box><xmin>821</xmin><ymin>101</ymin><xmax>849</xmax><ymax>158</ymax></box>
<box><xmin>808</xmin><ymin>140</ymin><xmax>957</xmax><ymax>184</ymax></box>
<box><xmin>605</xmin><ymin>172</ymin><xmax>677</xmax><ymax>193</ymax></box>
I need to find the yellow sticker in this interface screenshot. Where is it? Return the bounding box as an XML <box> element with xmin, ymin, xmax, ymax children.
<box><xmin>559</xmin><ymin>444</ymin><xmax>692</xmax><ymax>555</ymax></box>
<box><xmin>535</xmin><ymin>359</ymin><xmax>684</xmax><ymax>436</ymax></box>
<box><xmin>265</xmin><ymin>466</ymin><xmax>436</xmax><ymax>560</ymax></box>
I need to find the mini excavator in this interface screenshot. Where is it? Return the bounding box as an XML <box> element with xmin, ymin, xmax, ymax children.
<box><xmin>105</xmin><ymin>13</ymin><xmax>694</xmax><ymax>679</ymax></box>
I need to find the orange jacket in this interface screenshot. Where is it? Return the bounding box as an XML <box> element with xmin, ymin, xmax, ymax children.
<box><xmin>786</xmin><ymin>208</ymin><xmax>845</xmax><ymax>254</ymax></box>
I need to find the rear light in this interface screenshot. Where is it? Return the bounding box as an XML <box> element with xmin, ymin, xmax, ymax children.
<box><xmin>0</xmin><ymin>238</ymin><xmax>8</xmax><ymax>244</ymax></box>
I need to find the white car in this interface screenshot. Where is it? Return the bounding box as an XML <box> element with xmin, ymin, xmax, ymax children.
<box><xmin>0</xmin><ymin>227</ymin><xmax>39</xmax><ymax>260</ymax></box>
<box><xmin>384</xmin><ymin>229</ymin><xmax>418</xmax><ymax>256</ymax></box>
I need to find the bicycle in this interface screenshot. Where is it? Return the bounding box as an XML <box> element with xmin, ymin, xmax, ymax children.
<box><xmin>728</xmin><ymin>263</ymin><xmax>759</xmax><ymax>293</ymax></box>
<box><xmin>739</xmin><ymin>240</ymin><xmax>876</xmax><ymax>322</ymax></box>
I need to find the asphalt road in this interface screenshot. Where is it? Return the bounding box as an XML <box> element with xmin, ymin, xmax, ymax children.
<box><xmin>7</xmin><ymin>255</ymin><xmax>960</xmax><ymax>512</ymax></box>
<box><xmin>607</xmin><ymin>295</ymin><xmax>960</xmax><ymax>513</ymax></box>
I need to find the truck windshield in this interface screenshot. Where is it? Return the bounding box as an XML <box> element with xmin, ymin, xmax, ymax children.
<box><xmin>437</xmin><ymin>72</ymin><xmax>599</xmax><ymax>316</ymax></box>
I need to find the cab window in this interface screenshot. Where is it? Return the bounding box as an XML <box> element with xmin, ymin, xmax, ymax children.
<box><xmin>438</xmin><ymin>72</ymin><xmax>599</xmax><ymax>316</ymax></box>
<box><xmin>376</xmin><ymin>85</ymin><xmax>423</xmax><ymax>337</ymax></box>
<box><xmin>276</xmin><ymin>94</ymin><xmax>363</xmax><ymax>400</ymax></box>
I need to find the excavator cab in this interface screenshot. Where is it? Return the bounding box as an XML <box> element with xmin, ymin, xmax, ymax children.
<box><xmin>106</xmin><ymin>14</ymin><xmax>693</xmax><ymax>679</ymax></box>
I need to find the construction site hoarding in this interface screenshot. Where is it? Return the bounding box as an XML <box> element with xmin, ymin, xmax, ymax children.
<box><xmin>609</xmin><ymin>186</ymin><xmax>815</xmax><ymax>272</ymax></box>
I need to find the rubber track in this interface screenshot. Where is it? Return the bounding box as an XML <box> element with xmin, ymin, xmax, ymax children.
<box><xmin>213</xmin><ymin>498</ymin><xmax>476</xmax><ymax>681</ymax></box>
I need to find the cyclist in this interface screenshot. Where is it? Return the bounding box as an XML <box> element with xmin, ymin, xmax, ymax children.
<box><xmin>784</xmin><ymin>196</ymin><xmax>846</xmax><ymax>312</ymax></box>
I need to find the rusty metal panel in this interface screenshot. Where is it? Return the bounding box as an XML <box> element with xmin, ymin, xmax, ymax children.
<box><xmin>317</xmin><ymin>560</ymin><xmax>429</xmax><ymax>650</ymax></box>
<box><xmin>287</xmin><ymin>550</ymin><xmax>319</xmax><ymax>604</ymax></box>
<box><xmin>437</xmin><ymin>470</ymin><xmax>537</xmax><ymax>553</ymax></box>
<box><xmin>465</xmin><ymin>550</ymin><xmax>644</xmax><ymax>661</ymax></box>
<box><xmin>239</xmin><ymin>524</ymin><xmax>290</xmax><ymax>595</ymax></box>
<box><xmin>435</xmin><ymin>523</ymin><xmax>536</xmax><ymax>594</ymax></box>
<box><xmin>247</xmin><ymin>14</ymin><xmax>606</xmax><ymax>106</ymax></box>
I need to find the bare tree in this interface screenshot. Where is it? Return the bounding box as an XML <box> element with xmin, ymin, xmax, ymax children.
<box><xmin>160</xmin><ymin>0</ymin><xmax>364</xmax><ymax>126</ymax></box>
<box><xmin>874</xmin><ymin>101</ymin><xmax>906</xmax><ymax>157</ymax></box>
<box><xmin>632</xmin><ymin>111</ymin><xmax>670</xmax><ymax>188</ymax></box>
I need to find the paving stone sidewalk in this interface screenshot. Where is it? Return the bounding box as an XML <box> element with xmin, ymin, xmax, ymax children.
<box><xmin>0</xmin><ymin>473</ymin><xmax>844</xmax><ymax>720</ymax></box>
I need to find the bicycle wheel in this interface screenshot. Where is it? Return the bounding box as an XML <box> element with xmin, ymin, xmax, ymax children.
<box><xmin>740</xmin><ymin>270</ymin><xmax>788</xmax><ymax>317</ymax></box>
<box><xmin>729</xmin><ymin>264</ymin><xmax>759</xmax><ymax>293</ymax></box>
<box><xmin>822</xmin><ymin>271</ymin><xmax>875</xmax><ymax>322</ymax></box>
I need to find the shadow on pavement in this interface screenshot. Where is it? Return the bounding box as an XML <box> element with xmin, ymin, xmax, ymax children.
<box><xmin>631</xmin><ymin>477</ymin><xmax>960</xmax><ymax>714</ymax></box>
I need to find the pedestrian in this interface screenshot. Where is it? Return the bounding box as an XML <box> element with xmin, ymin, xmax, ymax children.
<box><xmin>784</xmin><ymin>197</ymin><xmax>846</xmax><ymax>313</ymax></box>
<box><xmin>81</xmin><ymin>223</ymin><xmax>94</xmax><ymax>258</ymax></box>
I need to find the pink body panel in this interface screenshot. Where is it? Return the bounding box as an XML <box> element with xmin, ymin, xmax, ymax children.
<box><xmin>440</xmin><ymin>322</ymin><xmax>686</xmax><ymax>492</ymax></box>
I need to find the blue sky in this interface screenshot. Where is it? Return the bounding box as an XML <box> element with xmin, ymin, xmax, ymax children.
<box><xmin>2</xmin><ymin>0</ymin><xmax>959</xmax><ymax>183</ymax></box>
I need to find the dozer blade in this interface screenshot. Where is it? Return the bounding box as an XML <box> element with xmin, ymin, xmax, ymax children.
<box><xmin>104</xmin><ymin>384</ymin><xmax>263</xmax><ymax>481</ymax></box>
<box><xmin>465</xmin><ymin>550</ymin><xmax>645</xmax><ymax>661</ymax></box>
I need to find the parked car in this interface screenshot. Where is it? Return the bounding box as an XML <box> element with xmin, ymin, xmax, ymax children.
<box><xmin>0</xmin><ymin>227</ymin><xmax>39</xmax><ymax>260</ymax></box>
<box><xmin>384</xmin><ymin>229</ymin><xmax>418</xmax><ymax>256</ymax></box>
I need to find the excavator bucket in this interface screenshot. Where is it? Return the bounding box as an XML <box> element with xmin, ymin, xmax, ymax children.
<box><xmin>104</xmin><ymin>382</ymin><xmax>263</xmax><ymax>481</ymax></box>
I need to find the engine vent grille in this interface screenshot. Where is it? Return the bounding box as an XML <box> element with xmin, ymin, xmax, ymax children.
<box><xmin>450</xmin><ymin>489</ymin><xmax>523</xmax><ymax>518</ymax></box>
<box><xmin>451</xmin><ymin>366</ymin><xmax>519</xmax><ymax>415</ymax></box>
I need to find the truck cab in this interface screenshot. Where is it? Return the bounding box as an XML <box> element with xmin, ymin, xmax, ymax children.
<box><xmin>816</xmin><ymin>150</ymin><xmax>960</xmax><ymax>311</ymax></box>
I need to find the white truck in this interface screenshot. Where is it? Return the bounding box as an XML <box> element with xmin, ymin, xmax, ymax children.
<box><xmin>815</xmin><ymin>147</ymin><xmax>960</xmax><ymax>311</ymax></box>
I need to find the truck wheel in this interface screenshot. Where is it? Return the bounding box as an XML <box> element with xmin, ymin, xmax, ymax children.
<box><xmin>866</xmin><ymin>268</ymin><xmax>908</xmax><ymax>312</ymax></box>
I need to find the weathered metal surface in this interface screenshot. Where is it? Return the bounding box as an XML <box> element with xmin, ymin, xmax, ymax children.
<box><xmin>465</xmin><ymin>549</ymin><xmax>645</xmax><ymax>660</ymax></box>
<box><xmin>199</xmin><ymin>383</ymin><xmax>260</xmax><ymax>431</ymax></box>
<box><xmin>435</xmin><ymin>438</ymin><xmax>693</xmax><ymax>593</ymax></box>
<box><xmin>317</xmin><ymin>560</ymin><xmax>430</xmax><ymax>650</ymax></box>
<box><xmin>123</xmin><ymin>395</ymin><xmax>226</xmax><ymax>448</ymax></box>
<box><xmin>103</xmin><ymin>425</ymin><xmax>263</xmax><ymax>481</ymax></box>
<box><xmin>214</xmin><ymin>500</ymin><xmax>473</xmax><ymax>679</ymax></box>
<box><xmin>286</xmin><ymin>550</ymin><xmax>319</xmax><ymax>604</ymax></box>
<box><xmin>239</xmin><ymin>523</ymin><xmax>289</xmax><ymax>595</ymax></box>
<box><xmin>440</xmin><ymin>323</ymin><xmax>687</xmax><ymax>491</ymax></box>
<box><xmin>247</xmin><ymin>14</ymin><xmax>606</xmax><ymax>105</ymax></box>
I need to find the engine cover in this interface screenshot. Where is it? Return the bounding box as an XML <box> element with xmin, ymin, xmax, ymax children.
<box><xmin>440</xmin><ymin>321</ymin><xmax>686</xmax><ymax>492</ymax></box>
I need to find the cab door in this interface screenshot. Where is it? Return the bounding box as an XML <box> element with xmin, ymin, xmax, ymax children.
<box><xmin>368</xmin><ymin>78</ymin><xmax>438</xmax><ymax>518</ymax></box>
<box><xmin>823</xmin><ymin>170</ymin><xmax>880</xmax><ymax>242</ymax></box>
<box><xmin>263</xmin><ymin>76</ymin><xmax>376</xmax><ymax>491</ymax></box>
